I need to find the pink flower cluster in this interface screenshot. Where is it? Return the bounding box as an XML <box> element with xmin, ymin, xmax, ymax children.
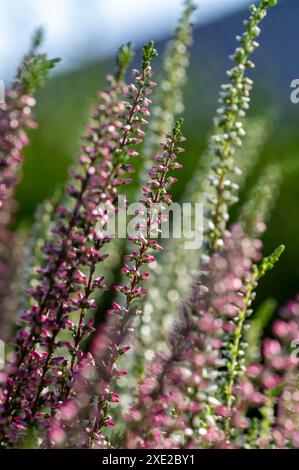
<box><xmin>46</xmin><ymin>119</ymin><xmax>185</xmax><ymax>448</ymax></box>
<box><xmin>0</xmin><ymin>89</ymin><xmax>36</xmax><ymax>210</ymax></box>
<box><xmin>249</xmin><ymin>297</ymin><xmax>299</xmax><ymax>448</ymax></box>
<box><xmin>0</xmin><ymin>42</ymin><xmax>157</xmax><ymax>445</ymax></box>
<box><xmin>125</xmin><ymin>239</ymin><xmax>299</xmax><ymax>449</ymax></box>
<box><xmin>0</xmin><ymin>81</ymin><xmax>37</xmax><ymax>339</ymax></box>
<box><xmin>125</xmin><ymin>224</ymin><xmax>263</xmax><ymax>448</ymax></box>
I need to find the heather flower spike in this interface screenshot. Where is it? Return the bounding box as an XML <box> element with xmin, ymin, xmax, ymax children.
<box><xmin>205</xmin><ymin>0</ymin><xmax>277</xmax><ymax>252</ymax></box>
<box><xmin>52</xmin><ymin>40</ymin><xmax>158</xmax><ymax>401</ymax></box>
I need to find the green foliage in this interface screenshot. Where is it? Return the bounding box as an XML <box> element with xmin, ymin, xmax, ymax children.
<box><xmin>16</xmin><ymin>27</ymin><xmax>60</xmax><ymax>95</ymax></box>
<box><xmin>222</xmin><ymin>246</ymin><xmax>284</xmax><ymax>424</ymax></box>
<box><xmin>116</xmin><ymin>42</ymin><xmax>134</xmax><ymax>82</ymax></box>
<box><xmin>173</xmin><ymin>117</ymin><xmax>184</xmax><ymax>140</ymax></box>
<box><xmin>246</xmin><ymin>297</ymin><xmax>277</xmax><ymax>362</ymax></box>
<box><xmin>19</xmin><ymin>55</ymin><xmax>60</xmax><ymax>95</ymax></box>
<box><xmin>255</xmin><ymin>244</ymin><xmax>285</xmax><ymax>280</ymax></box>
<box><xmin>240</xmin><ymin>165</ymin><xmax>282</xmax><ymax>237</ymax></box>
<box><xmin>142</xmin><ymin>41</ymin><xmax>158</xmax><ymax>71</ymax></box>
<box><xmin>31</xmin><ymin>27</ymin><xmax>45</xmax><ymax>52</ymax></box>
<box><xmin>261</xmin><ymin>0</ymin><xmax>277</xmax><ymax>7</ymax></box>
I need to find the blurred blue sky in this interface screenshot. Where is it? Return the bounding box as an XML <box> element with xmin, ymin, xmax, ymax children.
<box><xmin>0</xmin><ymin>0</ymin><xmax>252</xmax><ymax>82</ymax></box>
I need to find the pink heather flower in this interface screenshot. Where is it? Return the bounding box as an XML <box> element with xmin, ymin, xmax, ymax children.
<box><xmin>49</xmin><ymin>426</ymin><xmax>66</xmax><ymax>446</ymax></box>
<box><xmin>117</xmin><ymin>369</ymin><xmax>129</xmax><ymax>376</ymax></box>
<box><xmin>109</xmin><ymin>392</ymin><xmax>120</xmax><ymax>403</ymax></box>
<box><xmin>106</xmin><ymin>418</ymin><xmax>116</xmax><ymax>427</ymax></box>
<box><xmin>247</xmin><ymin>363</ymin><xmax>263</xmax><ymax>379</ymax></box>
<box><xmin>272</xmin><ymin>319</ymin><xmax>290</xmax><ymax>339</ymax></box>
<box><xmin>263</xmin><ymin>339</ymin><xmax>281</xmax><ymax>357</ymax></box>
<box><xmin>59</xmin><ymin>402</ymin><xmax>77</xmax><ymax>421</ymax></box>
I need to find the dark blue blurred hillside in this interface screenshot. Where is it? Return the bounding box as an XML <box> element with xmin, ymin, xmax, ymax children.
<box><xmin>190</xmin><ymin>0</ymin><xmax>296</xmax><ymax>113</ymax></box>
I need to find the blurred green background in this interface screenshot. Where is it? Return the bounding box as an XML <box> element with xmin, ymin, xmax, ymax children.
<box><xmin>13</xmin><ymin>0</ymin><xmax>299</xmax><ymax>309</ymax></box>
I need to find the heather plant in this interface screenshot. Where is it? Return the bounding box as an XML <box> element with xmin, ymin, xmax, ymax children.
<box><xmin>0</xmin><ymin>39</ymin><xmax>157</xmax><ymax>445</ymax></box>
<box><xmin>0</xmin><ymin>30</ymin><xmax>59</xmax><ymax>340</ymax></box>
<box><xmin>132</xmin><ymin>117</ymin><xmax>272</xmax><ymax>378</ymax></box>
<box><xmin>1</xmin><ymin>0</ymin><xmax>299</xmax><ymax>451</ymax></box>
<box><xmin>48</xmin><ymin>118</ymin><xmax>185</xmax><ymax>448</ymax></box>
